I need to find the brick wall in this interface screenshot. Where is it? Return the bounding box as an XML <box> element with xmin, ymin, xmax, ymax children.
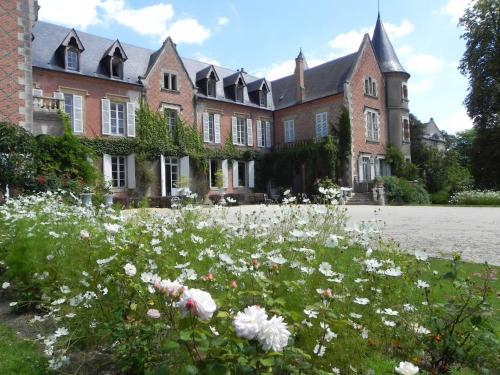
<box><xmin>143</xmin><ymin>39</ymin><xmax>195</xmax><ymax>124</ymax></box>
<box><xmin>0</xmin><ymin>0</ymin><xmax>36</xmax><ymax>129</ymax></box>
<box><xmin>33</xmin><ymin>68</ymin><xmax>142</xmax><ymax>137</ymax></box>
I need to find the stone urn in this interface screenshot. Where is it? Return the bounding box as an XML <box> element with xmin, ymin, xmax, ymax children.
<box><xmin>104</xmin><ymin>194</ymin><xmax>114</xmax><ymax>207</ymax></box>
<box><xmin>80</xmin><ymin>192</ymin><xmax>93</xmax><ymax>207</ymax></box>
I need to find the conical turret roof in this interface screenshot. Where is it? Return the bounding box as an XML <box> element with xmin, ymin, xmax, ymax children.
<box><xmin>372</xmin><ymin>13</ymin><xmax>408</xmax><ymax>75</ymax></box>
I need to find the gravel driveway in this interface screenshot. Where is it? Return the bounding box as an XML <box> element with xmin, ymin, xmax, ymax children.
<box><xmin>138</xmin><ymin>205</ymin><xmax>500</xmax><ymax>265</ymax></box>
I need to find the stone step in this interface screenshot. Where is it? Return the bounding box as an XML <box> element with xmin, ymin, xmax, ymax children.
<box><xmin>346</xmin><ymin>192</ymin><xmax>375</xmax><ymax>205</ymax></box>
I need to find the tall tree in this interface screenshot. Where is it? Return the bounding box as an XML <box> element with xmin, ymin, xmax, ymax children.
<box><xmin>459</xmin><ymin>0</ymin><xmax>500</xmax><ymax>188</ymax></box>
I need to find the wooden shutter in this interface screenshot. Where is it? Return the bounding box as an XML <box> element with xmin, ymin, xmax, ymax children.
<box><xmin>73</xmin><ymin>95</ymin><xmax>83</xmax><ymax>133</ymax></box>
<box><xmin>358</xmin><ymin>156</ymin><xmax>364</xmax><ymax>182</ymax></box>
<box><xmin>127</xmin><ymin>102</ymin><xmax>136</xmax><ymax>137</ymax></box>
<box><xmin>180</xmin><ymin>156</ymin><xmax>190</xmax><ymax>184</ymax></box>
<box><xmin>232</xmin><ymin>160</ymin><xmax>238</xmax><ymax>187</ymax></box>
<box><xmin>101</xmin><ymin>99</ymin><xmax>111</xmax><ymax>135</ymax></box>
<box><xmin>103</xmin><ymin>154</ymin><xmax>112</xmax><ymax>184</ymax></box>
<box><xmin>246</xmin><ymin>118</ymin><xmax>253</xmax><ymax>146</ymax></box>
<box><xmin>315</xmin><ymin>113</ymin><xmax>321</xmax><ymax>138</ymax></box>
<box><xmin>323</xmin><ymin>112</ymin><xmax>328</xmax><ymax>137</ymax></box>
<box><xmin>265</xmin><ymin>121</ymin><xmax>272</xmax><ymax>148</ymax></box>
<box><xmin>248</xmin><ymin>160</ymin><xmax>255</xmax><ymax>188</ymax></box>
<box><xmin>127</xmin><ymin>154</ymin><xmax>136</xmax><ymax>189</ymax></box>
<box><xmin>374</xmin><ymin>113</ymin><xmax>379</xmax><ymax>140</ymax></box>
<box><xmin>214</xmin><ymin>114</ymin><xmax>221</xmax><ymax>144</ymax></box>
<box><xmin>256</xmin><ymin>120</ymin><xmax>263</xmax><ymax>147</ymax></box>
<box><xmin>202</xmin><ymin>112</ymin><xmax>210</xmax><ymax>142</ymax></box>
<box><xmin>231</xmin><ymin>116</ymin><xmax>238</xmax><ymax>144</ymax></box>
<box><xmin>290</xmin><ymin>121</ymin><xmax>295</xmax><ymax>142</ymax></box>
<box><xmin>160</xmin><ymin>154</ymin><xmax>166</xmax><ymax>197</ymax></box>
<box><xmin>221</xmin><ymin>159</ymin><xmax>228</xmax><ymax>188</ymax></box>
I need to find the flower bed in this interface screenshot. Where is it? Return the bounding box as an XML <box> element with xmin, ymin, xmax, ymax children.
<box><xmin>449</xmin><ymin>190</ymin><xmax>500</xmax><ymax>205</ymax></box>
<box><xmin>0</xmin><ymin>192</ymin><xmax>497</xmax><ymax>374</ymax></box>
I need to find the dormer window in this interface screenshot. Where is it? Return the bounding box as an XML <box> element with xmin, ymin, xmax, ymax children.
<box><xmin>259</xmin><ymin>89</ymin><xmax>267</xmax><ymax>107</ymax></box>
<box><xmin>235</xmin><ymin>78</ymin><xmax>244</xmax><ymax>103</ymax></box>
<box><xmin>111</xmin><ymin>48</ymin><xmax>123</xmax><ymax>79</ymax></box>
<box><xmin>207</xmin><ymin>72</ymin><xmax>216</xmax><ymax>97</ymax></box>
<box><xmin>62</xmin><ymin>35</ymin><xmax>84</xmax><ymax>71</ymax></box>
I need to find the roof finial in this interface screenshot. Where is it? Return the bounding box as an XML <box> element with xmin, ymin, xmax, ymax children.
<box><xmin>378</xmin><ymin>0</ymin><xmax>380</xmax><ymax>17</ymax></box>
<box><xmin>297</xmin><ymin>47</ymin><xmax>304</xmax><ymax>60</ymax></box>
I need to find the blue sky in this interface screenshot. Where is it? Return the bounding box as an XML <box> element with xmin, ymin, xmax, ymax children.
<box><xmin>38</xmin><ymin>0</ymin><xmax>474</xmax><ymax>134</ymax></box>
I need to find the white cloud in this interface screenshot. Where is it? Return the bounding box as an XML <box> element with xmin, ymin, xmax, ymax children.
<box><xmin>438</xmin><ymin>0</ymin><xmax>476</xmax><ymax>22</ymax></box>
<box><xmin>165</xmin><ymin>19</ymin><xmax>211</xmax><ymax>44</ymax></box>
<box><xmin>438</xmin><ymin>108</ymin><xmax>473</xmax><ymax>133</ymax></box>
<box><xmin>405</xmin><ymin>54</ymin><xmax>444</xmax><ymax>75</ymax></box>
<box><xmin>409</xmin><ymin>78</ymin><xmax>433</xmax><ymax>93</ymax></box>
<box><xmin>38</xmin><ymin>0</ymin><xmax>102</xmax><ymax>30</ymax></box>
<box><xmin>397</xmin><ymin>44</ymin><xmax>413</xmax><ymax>57</ymax></box>
<box><xmin>193</xmin><ymin>53</ymin><xmax>220</xmax><ymax>66</ymax></box>
<box><xmin>384</xmin><ymin>19</ymin><xmax>414</xmax><ymax>39</ymax></box>
<box><xmin>217</xmin><ymin>16</ymin><xmax>229</xmax><ymax>26</ymax></box>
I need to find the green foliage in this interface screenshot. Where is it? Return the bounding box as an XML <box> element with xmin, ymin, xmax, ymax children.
<box><xmin>136</xmin><ymin>102</ymin><xmax>173</xmax><ymax>156</ymax></box>
<box><xmin>81</xmin><ymin>136</ymin><xmax>139</xmax><ymax>156</ymax></box>
<box><xmin>378</xmin><ymin>176</ymin><xmax>430</xmax><ymax>204</ymax></box>
<box><xmin>430</xmin><ymin>190</ymin><xmax>450</xmax><ymax>204</ymax></box>
<box><xmin>385</xmin><ymin>145</ymin><xmax>418</xmax><ymax>180</ymax></box>
<box><xmin>450</xmin><ymin>190</ymin><xmax>500</xmax><ymax>205</ymax></box>
<box><xmin>470</xmin><ymin>126</ymin><xmax>500</xmax><ymax>189</ymax></box>
<box><xmin>445</xmin><ymin>129</ymin><xmax>476</xmax><ymax>169</ymax></box>
<box><xmin>337</xmin><ymin>107</ymin><xmax>351</xmax><ymax>181</ymax></box>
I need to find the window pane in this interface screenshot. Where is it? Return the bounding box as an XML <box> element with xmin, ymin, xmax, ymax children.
<box><xmin>66</xmin><ymin>50</ymin><xmax>78</xmax><ymax>70</ymax></box>
<box><xmin>64</xmin><ymin>95</ymin><xmax>73</xmax><ymax>123</ymax></box>
<box><xmin>171</xmin><ymin>75</ymin><xmax>177</xmax><ymax>90</ymax></box>
<box><xmin>208</xmin><ymin>114</ymin><xmax>215</xmax><ymax>142</ymax></box>
<box><xmin>238</xmin><ymin>162</ymin><xmax>246</xmax><ymax>187</ymax></box>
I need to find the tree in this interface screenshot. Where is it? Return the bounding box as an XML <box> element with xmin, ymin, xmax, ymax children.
<box><xmin>409</xmin><ymin>113</ymin><xmax>427</xmax><ymax>166</ymax></box>
<box><xmin>445</xmin><ymin>128</ymin><xmax>476</xmax><ymax>169</ymax></box>
<box><xmin>459</xmin><ymin>0</ymin><xmax>500</xmax><ymax>188</ymax></box>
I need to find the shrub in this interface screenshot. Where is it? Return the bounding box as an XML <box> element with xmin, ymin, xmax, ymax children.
<box><xmin>431</xmin><ymin>189</ymin><xmax>450</xmax><ymax>204</ymax></box>
<box><xmin>378</xmin><ymin>176</ymin><xmax>430</xmax><ymax>204</ymax></box>
<box><xmin>450</xmin><ymin>190</ymin><xmax>500</xmax><ymax>205</ymax></box>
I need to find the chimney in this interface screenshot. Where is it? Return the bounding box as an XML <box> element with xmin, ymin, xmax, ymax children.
<box><xmin>294</xmin><ymin>49</ymin><xmax>305</xmax><ymax>103</ymax></box>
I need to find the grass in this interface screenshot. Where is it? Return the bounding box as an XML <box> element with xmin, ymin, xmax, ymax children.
<box><xmin>0</xmin><ymin>323</ymin><xmax>46</xmax><ymax>375</ymax></box>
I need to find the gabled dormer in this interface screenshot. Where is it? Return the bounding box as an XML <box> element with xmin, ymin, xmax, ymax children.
<box><xmin>57</xmin><ymin>29</ymin><xmax>84</xmax><ymax>72</ymax></box>
<box><xmin>196</xmin><ymin>65</ymin><xmax>219</xmax><ymax>97</ymax></box>
<box><xmin>223</xmin><ymin>70</ymin><xmax>246</xmax><ymax>103</ymax></box>
<box><xmin>101</xmin><ymin>40</ymin><xmax>128</xmax><ymax>80</ymax></box>
<box><xmin>247</xmin><ymin>78</ymin><xmax>270</xmax><ymax>107</ymax></box>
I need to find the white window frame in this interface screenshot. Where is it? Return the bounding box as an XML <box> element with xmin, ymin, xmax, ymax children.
<box><xmin>66</xmin><ymin>48</ymin><xmax>79</xmax><ymax>71</ymax></box>
<box><xmin>236</xmin><ymin>117</ymin><xmax>246</xmax><ymax>145</ymax></box>
<box><xmin>365</xmin><ymin>109</ymin><xmax>379</xmax><ymax>142</ymax></box>
<box><xmin>208</xmin><ymin>159</ymin><xmax>221</xmax><ymax>189</ymax></box>
<box><xmin>110</xmin><ymin>101</ymin><xmax>125</xmax><ymax>135</ymax></box>
<box><xmin>284</xmin><ymin>119</ymin><xmax>295</xmax><ymax>143</ymax></box>
<box><xmin>164</xmin><ymin>156</ymin><xmax>179</xmax><ymax>192</ymax></box>
<box><xmin>364</xmin><ymin>76</ymin><xmax>377</xmax><ymax>97</ymax></box>
<box><xmin>111</xmin><ymin>155</ymin><xmax>127</xmax><ymax>188</ymax></box>
<box><xmin>315</xmin><ymin>112</ymin><xmax>328</xmax><ymax>138</ymax></box>
<box><xmin>402</xmin><ymin>115</ymin><xmax>411</xmax><ymax>143</ymax></box>
<box><xmin>163</xmin><ymin>72</ymin><xmax>178</xmax><ymax>91</ymax></box>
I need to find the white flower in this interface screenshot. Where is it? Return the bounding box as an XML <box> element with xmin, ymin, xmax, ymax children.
<box><xmin>233</xmin><ymin>305</ymin><xmax>268</xmax><ymax>340</ymax></box>
<box><xmin>395</xmin><ymin>361</ymin><xmax>419</xmax><ymax>375</ymax></box>
<box><xmin>412</xmin><ymin>324</ymin><xmax>431</xmax><ymax>335</ymax></box>
<box><xmin>353</xmin><ymin>297</ymin><xmax>370</xmax><ymax>305</ymax></box>
<box><xmin>54</xmin><ymin>327</ymin><xmax>69</xmax><ymax>337</ymax></box>
<box><xmin>156</xmin><ymin>279</ymin><xmax>185</xmax><ymax>297</ymax></box>
<box><xmin>124</xmin><ymin>263</ymin><xmax>136</xmax><ymax>277</ymax></box>
<box><xmin>147</xmin><ymin>309</ymin><xmax>161</xmax><ymax>319</ymax></box>
<box><xmin>384</xmin><ymin>267</ymin><xmax>403</xmax><ymax>277</ymax></box>
<box><xmin>304</xmin><ymin>309</ymin><xmax>318</xmax><ymax>319</ymax></box>
<box><xmin>257</xmin><ymin>315</ymin><xmax>291</xmax><ymax>352</ymax></box>
<box><xmin>2</xmin><ymin>282</ymin><xmax>10</xmax><ymax>289</ymax></box>
<box><xmin>381</xmin><ymin>308</ymin><xmax>399</xmax><ymax>316</ymax></box>
<box><xmin>60</xmin><ymin>285</ymin><xmax>71</xmax><ymax>294</ymax></box>
<box><xmin>414</xmin><ymin>250</ymin><xmax>428</xmax><ymax>261</ymax></box>
<box><xmin>318</xmin><ymin>262</ymin><xmax>334</xmax><ymax>277</ymax></box>
<box><xmin>331</xmin><ymin>367</ymin><xmax>341</xmax><ymax>374</ymax></box>
<box><xmin>382</xmin><ymin>318</ymin><xmax>396</xmax><ymax>327</ymax></box>
<box><xmin>178</xmin><ymin>288</ymin><xmax>216</xmax><ymax>321</ymax></box>
<box><xmin>325</xmin><ymin>234</ymin><xmax>341</xmax><ymax>248</ymax></box>
<box><xmin>416</xmin><ymin>280</ymin><xmax>430</xmax><ymax>289</ymax></box>
<box><xmin>350</xmin><ymin>312</ymin><xmax>362</xmax><ymax>319</ymax></box>
<box><xmin>403</xmin><ymin>304</ymin><xmax>416</xmax><ymax>312</ymax></box>
<box><xmin>313</xmin><ymin>342</ymin><xmax>326</xmax><ymax>357</ymax></box>
<box><xmin>103</xmin><ymin>223</ymin><xmax>120</xmax><ymax>234</ymax></box>
<box><xmin>80</xmin><ymin>229</ymin><xmax>90</xmax><ymax>239</ymax></box>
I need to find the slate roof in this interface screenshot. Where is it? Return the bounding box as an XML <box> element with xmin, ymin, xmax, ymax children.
<box><xmin>422</xmin><ymin>118</ymin><xmax>446</xmax><ymax>143</ymax></box>
<box><xmin>372</xmin><ymin>13</ymin><xmax>408</xmax><ymax>75</ymax></box>
<box><xmin>271</xmin><ymin>53</ymin><xmax>358</xmax><ymax>110</ymax></box>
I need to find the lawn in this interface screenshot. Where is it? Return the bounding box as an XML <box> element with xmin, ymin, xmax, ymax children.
<box><xmin>0</xmin><ymin>192</ymin><xmax>498</xmax><ymax>374</ymax></box>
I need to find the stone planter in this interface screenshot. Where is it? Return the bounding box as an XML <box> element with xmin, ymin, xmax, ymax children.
<box><xmin>104</xmin><ymin>194</ymin><xmax>114</xmax><ymax>207</ymax></box>
<box><xmin>80</xmin><ymin>192</ymin><xmax>93</xmax><ymax>207</ymax></box>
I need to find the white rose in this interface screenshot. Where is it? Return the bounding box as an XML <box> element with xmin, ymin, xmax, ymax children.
<box><xmin>2</xmin><ymin>281</ymin><xmax>10</xmax><ymax>289</ymax></box>
<box><xmin>124</xmin><ymin>263</ymin><xmax>136</xmax><ymax>277</ymax></box>
<box><xmin>233</xmin><ymin>305</ymin><xmax>268</xmax><ymax>340</ymax></box>
<box><xmin>257</xmin><ymin>315</ymin><xmax>291</xmax><ymax>352</ymax></box>
<box><xmin>147</xmin><ymin>308</ymin><xmax>161</xmax><ymax>319</ymax></box>
<box><xmin>178</xmin><ymin>288</ymin><xmax>216</xmax><ymax>321</ymax></box>
<box><xmin>395</xmin><ymin>361</ymin><xmax>419</xmax><ymax>375</ymax></box>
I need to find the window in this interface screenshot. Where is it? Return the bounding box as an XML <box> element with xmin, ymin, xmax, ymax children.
<box><xmin>258</xmin><ymin>120</ymin><xmax>271</xmax><ymax>148</ymax></box>
<box><xmin>402</xmin><ymin>116</ymin><xmax>410</xmax><ymax>143</ymax></box>
<box><xmin>235</xmin><ymin>79</ymin><xmax>244</xmax><ymax>103</ymax></box>
<box><xmin>110</xmin><ymin>102</ymin><xmax>125</xmax><ymax>135</ymax></box>
<box><xmin>64</xmin><ymin>95</ymin><xmax>73</xmax><ymax>123</ymax></box>
<box><xmin>111</xmin><ymin>156</ymin><xmax>126</xmax><ymax>188</ymax></box>
<box><xmin>315</xmin><ymin>112</ymin><xmax>328</xmax><ymax>138</ymax></box>
<box><xmin>259</xmin><ymin>90</ymin><xmax>267</xmax><ymax>107</ymax></box>
<box><xmin>164</xmin><ymin>157</ymin><xmax>179</xmax><ymax>193</ymax></box>
<box><xmin>361</xmin><ymin>156</ymin><xmax>371</xmax><ymax>182</ymax></box>
<box><xmin>111</xmin><ymin>58</ymin><xmax>122</xmax><ymax>78</ymax></box>
<box><xmin>284</xmin><ymin>119</ymin><xmax>295</xmax><ymax>143</ymax></box>
<box><xmin>402</xmin><ymin>83</ymin><xmax>409</xmax><ymax>100</ymax></box>
<box><xmin>66</xmin><ymin>49</ymin><xmax>79</xmax><ymax>71</ymax></box>
<box><xmin>207</xmin><ymin>78</ymin><xmax>216</xmax><ymax>97</ymax></box>
<box><xmin>165</xmin><ymin>109</ymin><xmax>178</xmax><ymax>137</ymax></box>
<box><xmin>208</xmin><ymin>113</ymin><xmax>215</xmax><ymax>142</ymax></box>
<box><xmin>238</xmin><ymin>161</ymin><xmax>246</xmax><ymax>187</ymax></box>
<box><xmin>364</xmin><ymin>76</ymin><xmax>377</xmax><ymax>97</ymax></box>
<box><xmin>209</xmin><ymin>159</ymin><xmax>220</xmax><ymax>188</ymax></box>
<box><xmin>376</xmin><ymin>158</ymin><xmax>391</xmax><ymax>177</ymax></box>
<box><xmin>365</xmin><ymin>110</ymin><xmax>379</xmax><ymax>142</ymax></box>
<box><xmin>236</xmin><ymin>117</ymin><xmax>246</xmax><ymax>145</ymax></box>
<box><xmin>163</xmin><ymin>73</ymin><xmax>178</xmax><ymax>91</ymax></box>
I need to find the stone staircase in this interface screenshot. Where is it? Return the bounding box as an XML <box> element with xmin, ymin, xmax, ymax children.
<box><xmin>346</xmin><ymin>192</ymin><xmax>374</xmax><ymax>205</ymax></box>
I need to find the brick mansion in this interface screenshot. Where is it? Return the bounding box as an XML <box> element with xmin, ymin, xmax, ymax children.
<box><xmin>0</xmin><ymin>0</ymin><xmax>412</xmax><ymax>200</ymax></box>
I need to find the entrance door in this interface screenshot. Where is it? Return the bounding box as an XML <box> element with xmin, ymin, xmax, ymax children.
<box><xmin>361</xmin><ymin>156</ymin><xmax>371</xmax><ymax>182</ymax></box>
<box><xmin>164</xmin><ymin>157</ymin><xmax>178</xmax><ymax>195</ymax></box>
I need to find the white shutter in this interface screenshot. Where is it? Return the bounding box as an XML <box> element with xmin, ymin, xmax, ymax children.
<box><xmin>160</xmin><ymin>154</ymin><xmax>166</xmax><ymax>197</ymax></box>
<box><xmin>370</xmin><ymin>157</ymin><xmax>375</xmax><ymax>181</ymax></box>
<box><xmin>246</xmin><ymin>118</ymin><xmax>253</xmax><ymax>146</ymax></box>
<box><xmin>202</xmin><ymin>112</ymin><xmax>210</xmax><ymax>142</ymax></box>
<box><xmin>127</xmin><ymin>154</ymin><xmax>136</xmax><ymax>189</ymax></box>
<box><xmin>315</xmin><ymin>113</ymin><xmax>321</xmax><ymax>138</ymax></box>
<box><xmin>127</xmin><ymin>102</ymin><xmax>136</xmax><ymax>137</ymax></box>
<box><xmin>248</xmin><ymin>160</ymin><xmax>255</xmax><ymax>188</ymax></box>
<box><xmin>180</xmin><ymin>156</ymin><xmax>190</xmax><ymax>185</ymax></box>
<box><xmin>232</xmin><ymin>160</ymin><xmax>238</xmax><ymax>188</ymax></box>
<box><xmin>73</xmin><ymin>95</ymin><xmax>83</xmax><ymax>133</ymax></box>
<box><xmin>101</xmin><ymin>99</ymin><xmax>111</xmax><ymax>135</ymax></box>
<box><xmin>256</xmin><ymin>120</ymin><xmax>263</xmax><ymax>147</ymax></box>
<box><xmin>358</xmin><ymin>156</ymin><xmax>364</xmax><ymax>182</ymax></box>
<box><xmin>214</xmin><ymin>114</ymin><xmax>221</xmax><ymax>144</ymax></box>
<box><xmin>103</xmin><ymin>154</ymin><xmax>112</xmax><ymax>185</ymax></box>
<box><xmin>32</xmin><ymin>88</ymin><xmax>43</xmax><ymax>97</ymax></box>
<box><xmin>290</xmin><ymin>121</ymin><xmax>295</xmax><ymax>142</ymax></box>
<box><xmin>375</xmin><ymin>157</ymin><xmax>381</xmax><ymax>177</ymax></box>
<box><xmin>265</xmin><ymin>122</ymin><xmax>272</xmax><ymax>148</ymax></box>
<box><xmin>221</xmin><ymin>159</ymin><xmax>228</xmax><ymax>188</ymax></box>
<box><xmin>231</xmin><ymin>116</ymin><xmax>238</xmax><ymax>144</ymax></box>
<box><xmin>375</xmin><ymin>113</ymin><xmax>379</xmax><ymax>141</ymax></box>
<box><xmin>323</xmin><ymin>112</ymin><xmax>328</xmax><ymax>137</ymax></box>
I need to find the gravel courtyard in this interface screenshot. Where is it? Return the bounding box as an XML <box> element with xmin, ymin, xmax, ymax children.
<box><xmin>141</xmin><ymin>204</ymin><xmax>500</xmax><ymax>265</ymax></box>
